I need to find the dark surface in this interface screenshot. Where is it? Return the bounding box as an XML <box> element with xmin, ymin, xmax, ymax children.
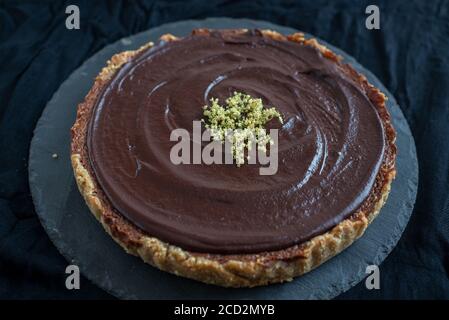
<box><xmin>28</xmin><ymin>18</ymin><xmax>416</xmax><ymax>300</ymax></box>
<box><xmin>0</xmin><ymin>0</ymin><xmax>448</xmax><ymax>299</ymax></box>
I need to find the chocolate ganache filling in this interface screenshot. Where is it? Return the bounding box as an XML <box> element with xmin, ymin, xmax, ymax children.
<box><xmin>88</xmin><ymin>30</ymin><xmax>385</xmax><ymax>254</ymax></box>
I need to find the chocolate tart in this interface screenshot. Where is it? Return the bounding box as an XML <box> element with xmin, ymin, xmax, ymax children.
<box><xmin>71</xmin><ymin>29</ymin><xmax>396</xmax><ymax>287</ymax></box>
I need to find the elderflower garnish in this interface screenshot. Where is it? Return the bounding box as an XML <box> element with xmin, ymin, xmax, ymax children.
<box><xmin>202</xmin><ymin>91</ymin><xmax>283</xmax><ymax>166</ymax></box>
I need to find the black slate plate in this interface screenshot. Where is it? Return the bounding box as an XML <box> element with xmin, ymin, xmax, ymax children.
<box><xmin>29</xmin><ymin>18</ymin><xmax>418</xmax><ymax>300</ymax></box>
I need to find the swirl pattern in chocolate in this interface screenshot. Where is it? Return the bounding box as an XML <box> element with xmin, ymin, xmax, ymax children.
<box><xmin>87</xmin><ymin>30</ymin><xmax>386</xmax><ymax>254</ymax></box>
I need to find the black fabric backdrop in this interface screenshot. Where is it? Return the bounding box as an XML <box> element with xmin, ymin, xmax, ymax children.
<box><xmin>0</xmin><ymin>0</ymin><xmax>448</xmax><ymax>299</ymax></box>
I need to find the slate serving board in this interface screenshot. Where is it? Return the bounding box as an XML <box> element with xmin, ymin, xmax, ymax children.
<box><xmin>28</xmin><ymin>18</ymin><xmax>418</xmax><ymax>300</ymax></box>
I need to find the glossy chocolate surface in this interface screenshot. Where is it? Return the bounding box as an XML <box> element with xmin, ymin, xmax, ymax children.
<box><xmin>87</xmin><ymin>30</ymin><xmax>385</xmax><ymax>253</ymax></box>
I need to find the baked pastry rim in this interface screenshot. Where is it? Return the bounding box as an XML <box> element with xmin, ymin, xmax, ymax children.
<box><xmin>70</xmin><ymin>29</ymin><xmax>397</xmax><ymax>288</ymax></box>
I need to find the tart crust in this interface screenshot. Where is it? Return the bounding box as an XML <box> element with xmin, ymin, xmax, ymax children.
<box><xmin>70</xmin><ymin>29</ymin><xmax>396</xmax><ymax>288</ymax></box>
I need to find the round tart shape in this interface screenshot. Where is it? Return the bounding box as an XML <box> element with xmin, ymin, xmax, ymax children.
<box><xmin>71</xmin><ymin>29</ymin><xmax>396</xmax><ymax>287</ymax></box>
